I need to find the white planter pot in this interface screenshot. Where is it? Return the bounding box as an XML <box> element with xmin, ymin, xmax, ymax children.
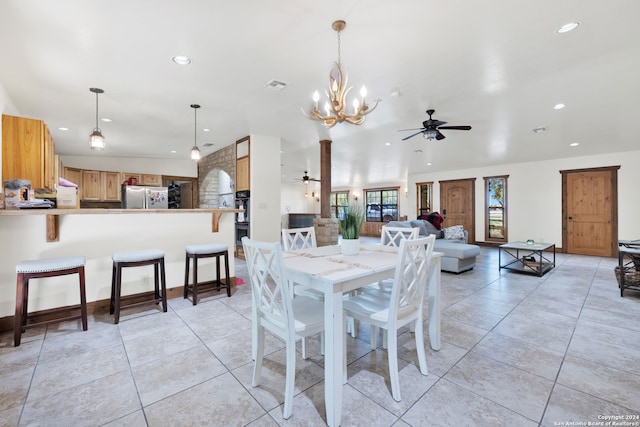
<box><xmin>341</xmin><ymin>238</ymin><xmax>360</xmax><ymax>255</ymax></box>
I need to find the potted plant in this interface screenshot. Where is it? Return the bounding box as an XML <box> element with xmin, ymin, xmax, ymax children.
<box><xmin>339</xmin><ymin>200</ymin><xmax>365</xmax><ymax>255</ymax></box>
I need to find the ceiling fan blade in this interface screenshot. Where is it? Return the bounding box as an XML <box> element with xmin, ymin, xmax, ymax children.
<box><xmin>438</xmin><ymin>125</ymin><xmax>472</xmax><ymax>130</ymax></box>
<box><xmin>432</xmin><ymin>120</ymin><xmax>447</xmax><ymax>127</ymax></box>
<box><xmin>397</xmin><ymin>128</ymin><xmax>425</xmax><ymax>132</ymax></box>
<box><xmin>435</xmin><ymin>131</ymin><xmax>446</xmax><ymax>140</ymax></box>
<box><xmin>402</xmin><ymin>130</ymin><xmax>425</xmax><ymax>141</ymax></box>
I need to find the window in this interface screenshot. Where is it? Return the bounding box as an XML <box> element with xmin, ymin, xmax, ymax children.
<box><xmin>416</xmin><ymin>182</ymin><xmax>433</xmax><ymax>217</ymax></box>
<box><xmin>484</xmin><ymin>175</ymin><xmax>508</xmax><ymax>241</ymax></box>
<box><xmin>329</xmin><ymin>191</ymin><xmax>349</xmax><ymax>220</ymax></box>
<box><xmin>365</xmin><ymin>188</ymin><xmax>399</xmax><ymax>222</ymax></box>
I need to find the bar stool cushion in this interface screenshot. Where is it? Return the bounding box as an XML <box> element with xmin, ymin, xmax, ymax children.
<box><xmin>17</xmin><ymin>256</ymin><xmax>86</xmax><ymax>273</ymax></box>
<box><xmin>112</xmin><ymin>249</ymin><xmax>164</xmax><ymax>263</ymax></box>
<box><xmin>185</xmin><ymin>243</ymin><xmax>228</xmax><ymax>255</ymax></box>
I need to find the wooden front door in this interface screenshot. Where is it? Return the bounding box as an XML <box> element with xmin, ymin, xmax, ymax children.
<box><xmin>562</xmin><ymin>167</ymin><xmax>619</xmax><ymax>257</ymax></box>
<box><xmin>440</xmin><ymin>178</ymin><xmax>476</xmax><ymax>243</ymax></box>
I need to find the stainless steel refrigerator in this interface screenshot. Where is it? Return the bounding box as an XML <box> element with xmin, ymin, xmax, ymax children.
<box><xmin>122</xmin><ymin>185</ymin><xmax>168</xmax><ymax>209</ymax></box>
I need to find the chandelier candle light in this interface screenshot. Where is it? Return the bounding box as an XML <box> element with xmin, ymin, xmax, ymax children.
<box><xmin>89</xmin><ymin>88</ymin><xmax>105</xmax><ymax>150</ymax></box>
<box><xmin>302</xmin><ymin>20</ymin><xmax>379</xmax><ymax>128</ymax></box>
<box><xmin>190</xmin><ymin>104</ymin><xmax>201</xmax><ymax>161</ymax></box>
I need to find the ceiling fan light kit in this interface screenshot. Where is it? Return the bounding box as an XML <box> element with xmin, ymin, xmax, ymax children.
<box><xmin>302</xmin><ymin>20</ymin><xmax>379</xmax><ymax>128</ymax></box>
<box><xmin>89</xmin><ymin>87</ymin><xmax>105</xmax><ymax>150</ymax></box>
<box><xmin>399</xmin><ymin>109</ymin><xmax>471</xmax><ymax>141</ymax></box>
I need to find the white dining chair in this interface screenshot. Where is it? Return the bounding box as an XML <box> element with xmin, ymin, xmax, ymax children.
<box><xmin>242</xmin><ymin>237</ymin><xmax>325</xmax><ymax>420</ymax></box>
<box><xmin>342</xmin><ymin>234</ymin><xmax>435</xmax><ymax>402</ymax></box>
<box><xmin>281</xmin><ymin>226</ymin><xmax>317</xmax><ymax>251</ymax></box>
<box><xmin>380</xmin><ymin>226</ymin><xmax>420</xmax><ymax>247</ymax></box>
<box><xmin>281</xmin><ymin>227</ymin><xmax>323</xmax><ymax>358</ymax></box>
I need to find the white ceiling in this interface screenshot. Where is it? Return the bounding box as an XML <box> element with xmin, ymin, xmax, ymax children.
<box><xmin>1</xmin><ymin>1</ymin><xmax>639</xmax><ymax>188</ymax></box>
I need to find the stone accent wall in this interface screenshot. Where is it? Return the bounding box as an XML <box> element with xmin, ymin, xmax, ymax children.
<box><xmin>198</xmin><ymin>144</ymin><xmax>235</xmax><ymax>208</ymax></box>
<box><xmin>314</xmin><ymin>217</ymin><xmax>339</xmax><ymax>247</ymax></box>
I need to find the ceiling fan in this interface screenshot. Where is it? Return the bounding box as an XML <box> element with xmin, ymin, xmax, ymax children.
<box><xmin>399</xmin><ymin>109</ymin><xmax>471</xmax><ymax>141</ymax></box>
<box><xmin>293</xmin><ymin>171</ymin><xmax>321</xmax><ymax>185</ymax></box>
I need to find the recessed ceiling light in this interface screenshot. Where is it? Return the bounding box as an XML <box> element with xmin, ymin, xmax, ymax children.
<box><xmin>170</xmin><ymin>150</ymin><xmax>177</xmax><ymax>154</ymax></box>
<box><xmin>101</xmin><ymin>117</ymin><xmax>112</xmax><ymax>122</ymax></box>
<box><xmin>172</xmin><ymin>55</ymin><xmax>191</xmax><ymax>65</ymax></box>
<box><xmin>569</xmin><ymin>142</ymin><xmax>580</xmax><ymax>147</ymax></box>
<box><xmin>385</xmin><ymin>142</ymin><xmax>391</xmax><ymax>146</ymax></box>
<box><xmin>202</xmin><ymin>128</ymin><xmax>210</xmax><ymax>132</ymax></box>
<box><xmin>532</xmin><ymin>126</ymin><xmax>547</xmax><ymax>133</ymax></box>
<box><xmin>554</xmin><ymin>103</ymin><xmax>566</xmax><ymax>110</ymax></box>
<box><xmin>427</xmin><ymin>162</ymin><xmax>432</xmax><ymax>166</ymax></box>
<box><xmin>557</xmin><ymin>22</ymin><xmax>580</xmax><ymax>34</ymax></box>
<box><xmin>58</xmin><ymin>127</ymin><xmax>69</xmax><ymax>131</ymax></box>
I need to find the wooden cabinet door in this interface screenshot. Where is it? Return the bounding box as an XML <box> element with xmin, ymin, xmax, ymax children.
<box><xmin>141</xmin><ymin>174</ymin><xmax>162</xmax><ymax>186</ymax></box>
<box><xmin>42</xmin><ymin>123</ymin><xmax>56</xmax><ymax>191</ymax></box>
<box><xmin>102</xmin><ymin>171</ymin><xmax>121</xmax><ymax>201</ymax></box>
<box><xmin>236</xmin><ymin>157</ymin><xmax>250</xmax><ymax>191</ymax></box>
<box><xmin>122</xmin><ymin>173</ymin><xmax>142</xmax><ymax>185</ymax></box>
<box><xmin>62</xmin><ymin>167</ymin><xmax>83</xmax><ymax>200</ymax></box>
<box><xmin>82</xmin><ymin>170</ymin><xmax>101</xmax><ymax>200</ymax></box>
<box><xmin>2</xmin><ymin>114</ymin><xmax>44</xmax><ymax>188</ymax></box>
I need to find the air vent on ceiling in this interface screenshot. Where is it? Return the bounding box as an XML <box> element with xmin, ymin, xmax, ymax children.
<box><xmin>264</xmin><ymin>79</ymin><xmax>289</xmax><ymax>90</ymax></box>
<box><xmin>203</xmin><ymin>143</ymin><xmax>214</xmax><ymax>147</ymax></box>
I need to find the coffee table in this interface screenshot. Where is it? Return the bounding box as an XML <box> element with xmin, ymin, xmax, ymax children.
<box><xmin>499</xmin><ymin>241</ymin><xmax>556</xmax><ymax>276</ymax></box>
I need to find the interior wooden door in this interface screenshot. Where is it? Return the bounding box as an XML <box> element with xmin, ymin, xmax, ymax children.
<box><xmin>563</xmin><ymin>167</ymin><xmax>618</xmax><ymax>256</ymax></box>
<box><xmin>440</xmin><ymin>178</ymin><xmax>476</xmax><ymax>243</ymax></box>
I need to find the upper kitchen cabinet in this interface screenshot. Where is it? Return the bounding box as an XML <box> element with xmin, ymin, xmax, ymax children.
<box><xmin>102</xmin><ymin>171</ymin><xmax>121</xmax><ymax>201</ymax></box>
<box><xmin>141</xmin><ymin>174</ymin><xmax>162</xmax><ymax>186</ymax></box>
<box><xmin>2</xmin><ymin>114</ymin><xmax>56</xmax><ymax>191</ymax></box>
<box><xmin>81</xmin><ymin>170</ymin><xmax>101</xmax><ymax>200</ymax></box>
<box><xmin>236</xmin><ymin>136</ymin><xmax>250</xmax><ymax>191</ymax></box>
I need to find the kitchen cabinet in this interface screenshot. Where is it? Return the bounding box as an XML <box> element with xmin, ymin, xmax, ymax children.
<box><xmin>81</xmin><ymin>170</ymin><xmax>101</xmax><ymax>200</ymax></box>
<box><xmin>62</xmin><ymin>167</ymin><xmax>83</xmax><ymax>200</ymax></box>
<box><xmin>141</xmin><ymin>174</ymin><xmax>162</xmax><ymax>186</ymax></box>
<box><xmin>122</xmin><ymin>173</ymin><xmax>142</xmax><ymax>185</ymax></box>
<box><xmin>2</xmin><ymin>114</ymin><xmax>57</xmax><ymax>191</ymax></box>
<box><xmin>102</xmin><ymin>171</ymin><xmax>121</xmax><ymax>201</ymax></box>
<box><xmin>236</xmin><ymin>136</ymin><xmax>250</xmax><ymax>191</ymax></box>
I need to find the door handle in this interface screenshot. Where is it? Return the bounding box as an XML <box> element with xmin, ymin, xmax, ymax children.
<box><xmin>442</xmin><ymin>209</ymin><xmax>447</xmax><ymax>215</ymax></box>
<box><xmin>568</xmin><ymin>216</ymin><xmax>573</xmax><ymax>219</ymax></box>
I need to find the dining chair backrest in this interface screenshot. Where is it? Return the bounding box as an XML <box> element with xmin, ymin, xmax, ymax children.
<box><xmin>381</xmin><ymin>226</ymin><xmax>419</xmax><ymax>247</ymax></box>
<box><xmin>388</xmin><ymin>235</ymin><xmax>436</xmax><ymax>326</ymax></box>
<box><xmin>282</xmin><ymin>226</ymin><xmax>317</xmax><ymax>251</ymax></box>
<box><xmin>242</xmin><ymin>237</ymin><xmax>294</xmax><ymax>339</ymax></box>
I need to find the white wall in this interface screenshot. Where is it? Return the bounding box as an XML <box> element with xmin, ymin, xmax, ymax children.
<box><xmin>280</xmin><ymin>181</ymin><xmax>320</xmax><ymax>225</ymax></box>
<box><xmin>60</xmin><ymin>155</ymin><xmax>197</xmax><ymax>178</ymax></box>
<box><xmin>0</xmin><ymin>212</ymin><xmax>236</xmax><ymax>318</ymax></box>
<box><xmin>408</xmin><ymin>150</ymin><xmax>640</xmax><ymax>247</ymax></box>
<box><xmin>0</xmin><ymin>83</ymin><xmax>20</xmax><ymax>179</ymax></box>
<box><xmin>249</xmin><ymin>134</ymin><xmax>281</xmax><ymax>243</ymax></box>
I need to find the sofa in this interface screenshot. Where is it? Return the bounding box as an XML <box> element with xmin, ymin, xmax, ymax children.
<box><xmin>385</xmin><ymin>220</ymin><xmax>481</xmax><ymax>273</ymax></box>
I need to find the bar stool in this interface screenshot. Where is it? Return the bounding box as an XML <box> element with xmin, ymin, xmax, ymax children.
<box><xmin>14</xmin><ymin>256</ymin><xmax>88</xmax><ymax>346</ymax></box>
<box><xmin>184</xmin><ymin>243</ymin><xmax>231</xmax><ymax>305</ymax></box>
<box><xmin>110</xmin><ymin>249</ymin><xmax>167</xmax><ymax>324</ymax></box>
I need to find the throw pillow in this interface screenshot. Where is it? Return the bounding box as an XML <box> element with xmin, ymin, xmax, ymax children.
<box><xmin>444</xmin><ymin>225</ymin><xmax>465</xmax><ymax>240</ymax></box>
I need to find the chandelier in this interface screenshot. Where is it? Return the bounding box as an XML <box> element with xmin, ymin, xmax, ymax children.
<box><xmin>302</xmin><ymin>20</ymin><xmax>378</xmax><ymax>128</ymax></box>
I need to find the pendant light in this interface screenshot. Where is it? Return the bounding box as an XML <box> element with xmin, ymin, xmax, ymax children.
<box><xmin>190</xmin><ymin>104</ymin><xmax>201</xmax><ymax>161</ymax></box>
<box><xmin>89</xmin><ymin>88</ymin><xmax>105</xmax><ymax>150</ymax></box>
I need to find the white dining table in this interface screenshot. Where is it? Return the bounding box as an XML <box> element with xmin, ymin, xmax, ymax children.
<box><xmin>282</xmin><ymin>243</ymin><xmax>442</xmax><ymax>427</ymax></box>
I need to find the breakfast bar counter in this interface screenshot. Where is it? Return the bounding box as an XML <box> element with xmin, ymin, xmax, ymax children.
<box><xmin>0</xmin><ymin>208</ymin><xmax>240</xmax><ymax>322</ymax></box>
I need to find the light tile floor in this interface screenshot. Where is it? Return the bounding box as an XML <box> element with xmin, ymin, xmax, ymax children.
<box><xmin>1</xmin><ymin>243</ymin><xmax>639</xmax><ymax>426</ymax></box>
